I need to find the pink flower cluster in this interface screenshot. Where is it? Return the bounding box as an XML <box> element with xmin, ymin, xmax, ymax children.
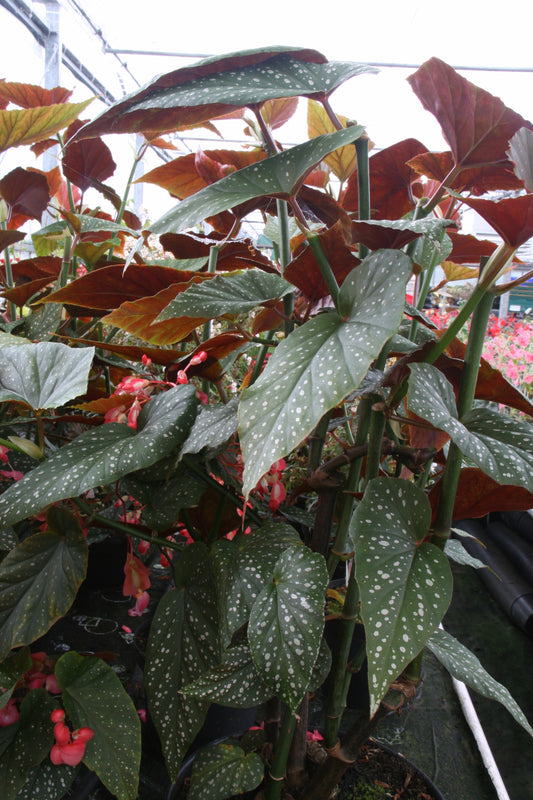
<box><xmin>50</xmin><ymin>708</ymin><xmax>94</xmax><ymax>766</ymax></box>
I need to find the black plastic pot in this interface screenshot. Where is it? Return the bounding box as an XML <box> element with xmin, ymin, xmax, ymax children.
<box><xmin>167</xmin><ymin>736</ymin><xmax>446</xmax><ymax>800</ymax></box>
<box><xmin>455</xmin><ymin>518</ymin><xmax>533</xmax><ymax>637</ymax></box>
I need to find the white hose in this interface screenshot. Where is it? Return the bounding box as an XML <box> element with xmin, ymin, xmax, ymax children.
<box><xmin>451</xmin><ymin>677</ymin><xmax>511</xmax><ymax>800</ymax></box>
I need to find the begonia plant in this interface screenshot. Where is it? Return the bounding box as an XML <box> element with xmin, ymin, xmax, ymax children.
<box><xmin>1</xmin><ymin>47</ymin><xmax>533</xmax><ymax>800</ymax></box>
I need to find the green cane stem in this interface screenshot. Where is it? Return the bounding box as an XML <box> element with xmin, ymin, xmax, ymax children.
<box><xmin>264</xmin><ymin>707</ymin><xmax>298</xmax><ymax>800</ymax></box>
<box><xmin>431</xmin><ymin>287</ymin><xmax>494</xmax><ymax>546</ymax></box>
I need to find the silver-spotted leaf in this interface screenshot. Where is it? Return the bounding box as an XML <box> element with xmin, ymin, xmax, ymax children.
<box><xmin>157</xmin><ymin>268</ymin><xmax>293</xmax><ymax>321</ymax></box>
<box><xmin>239</xmin><ymin>250</ymin><xmax>412</xmax><ymax>496</ymax></box>
<box><xmin>0</xmin><ymin>385</ymin><xmax>197</xmax><ymax>528</ymax></box>
<box><xmin>188</xmin><ymin>742</ymin><xmax>263</xmax><ymax>800</ymax></box>
<box><xmin>248</xmin><ymin>545</ymin><xmax>328</xmax><ymax>712</ymax></box>
<box><xmin>0</xmin><ymin>508</ymin><xmax>88</xmax><ymax>661</ymax></box>
<box><xmin>408</xmin><ymin>363</ymin><xmax>533</xmax><ymax>491</ymax></box>
<box><xmin>351</xmin><ymin>478</ymin><xmax>452</xmax><ymax>715</ymax></box>
<box><xmin>15</xmin><ymin>760</ymin><xmax>76</xmax><ymax>800</ymax></box>
<box><xmin>181</xmin><ymin>397</ymin><xmax>239</xmax><ymax>457</ymax></box>
<box><xmin>0</xmin><ymin>689</ymin><xmax>56</xmax><ymax>800</ymax></box>
<box><xmin>56</xmin><ymin>652</ymin><xmax>141</xmax><ymax>800</ymax></box>
<box><xmin>427</xmin><ymin>627</ymin><xmax>533</xmax><ymax>737</ymax></box>
<box><xmin>0</xmin><ymin>342</ymin><xmax>94</xmax><ymax>410</ymax></box>
<box><xmin>145</xmin><ymin>543</ymin><xmax>219</xmax><ymax>781</ymax></box>
<box><xmin>211</xmin><ymin>522</ymin><xmax>302</xmax><ymax>648</ymax></box>
<box><xmin>181</xmin><ymin>642</ymin><xmax>271</xmax><ymax>708</ymax></box>
<box><xmin>150</xmin><ymin>125</ymin><xmax>365</xmax><ymax>235</ymax></box>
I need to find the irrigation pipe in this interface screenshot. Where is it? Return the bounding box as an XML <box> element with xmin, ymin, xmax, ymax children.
<box><xmin>451</xmin><ymin>675</ymin><xmax>511</xmax><ymax>800</ymax></box>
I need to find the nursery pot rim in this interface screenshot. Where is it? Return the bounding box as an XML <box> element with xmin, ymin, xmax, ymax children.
<box><xmin>166</xmin><ymin>734</ymin><xmax>447</xmax><ymax>800</ymax></box>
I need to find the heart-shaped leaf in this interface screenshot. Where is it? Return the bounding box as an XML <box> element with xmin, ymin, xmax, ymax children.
<box><xmin>145</xmin><ymin>543</ymin><xmax>219</xmax><ymax>780</ymax></box>
<box><xmin>408</xmin><ymin>363</ymin><xmax>533</xmax><ymax>491</ymax></box>
<box><xmin>407</xmin><ymin>58</ymin><xmax>532</xmax><ymax>169</ymax></box>
<box><xmin>188</xmin><ymin>742</ymin><xmax>264</xmax><ymax>800</ymax></box>
<box><xmin>248</xmin><ymin>545</ymin><xmax>328</xmax><ymax>712</ymax></box>
<box><xmin>56</xmin><ymin>652</ymin><xmax>141</xmax><ymax>800</ymax></box>
<box><xmin>158</xmin><ymin>268</ymin><xmax>293</xmax><ymax>320</ymax></box>
<box><xmin>0</xmin><ymin>342</ymin><xmax>94</xmax><ymax>410</ymax></box>
<box><xmin>212</xmin><ymin>523</ymin><xmax>302</xmax><ymax>648</ymax></box>
<box><xmin>0</xmin><ymin>168</ymin><xmax>50</xmax><ymax>222</ymax></box>
<box><xmin>0</xmin><ymin>508</ymin><xmax>88</xmax><ymax>661</ymax></box>
<box><xmin>0</xmin><ymin>100</ymin><xmax>92</xmax><ymax>153</ymax></box>
<box><xmin>239</xmin><ymin>250</ymin><xmax>412</xmax><ymax>496</ymax></box>
<box><xmin>150</xmin><ymin>125</ymin><xmax>365</xmax><ymax>236</ymax></box>
<box><xmin>427</xmin><ymin>627</ymin><xmax>533</xmax><ymax>738</ymax></box>
<box><xmin>181</xmin><ymin>642</ymin><xmax>271</xmax><ymax>708</ymax></box>
<box><xmin>62</xmin><ymin>120</ymin><xmax>116</xmax><ymax>192</ymax></box>
<box><xmin>351</xmin><ymin>478</ymin><xmax>452</xmax><ymax>715</ymax></box>
<box><xmin>0</xmin><ymin>385</ymin><xmax>197</xmax><ymax>527</ymax></box>
<box><xmin>0</xmin><ymin>689</ymin><xmax>56</xmax><ymax>800</ymax></box>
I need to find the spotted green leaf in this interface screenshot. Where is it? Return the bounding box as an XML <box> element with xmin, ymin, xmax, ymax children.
<box><xmin>351</xmin><ymin>478</ymin><xmax>453</xmax><ymax>715</ymax></box>
<box><xmin>0</xmin><ymin>385</ymin><xmax>197</xmax><ymax>528</ymax></box>
<box><xmin>408</xmin><ymin>363</ymin><xmax>533</xmax><ymax>491</ymax></box>
<box><xmin>0</xmin><ymin>508</ymin><xmax>88</xmax><ymax>662</ymax></box>
<box><xmin>444</xmin><ymin>539</ymin><xmax>486</xmax><ymax>569</ymax></box>
<box><xmin>239</xmin><ymin>250</ymin><xmax>412</xmax><ymax>496</ymax></box>
<box><xmin>188</xmin><ymin>742</ymin><xmax>263</xmax><ymax>800</ymax></box>
<box><xmin>248</xmin><ymin>545</ymin><xmax>328</xmax><ymax>712</ymax></box>
<box><xmin>0</xmin><ymin>342</ymin><xmax>94</xmax><ymax>410</ymax></box>
<box><xmin>0</xmin><ymin>689</ymin><xmax>56</xmax><ymax>800</ymax></box>
<box><xmin>56</xmin><ymin>652</ymin><xmax>141</xmax><ymax>800</ymax></box>
<box><xmin>78</xmin><ymin>48</ymin><xmax>374</xmax><ymax>139</ymax></box>
<box><xmin>181</xmin><ymin>397</ymin><xmax>239</xmax><ymax>457</ymax></box>
<box><xmin>145</xmin><ymin>543</ymin><xmax>219</xmax><ymax>781</ymax></box>
<box><xmin>211</xmin><ymin>523</ymin><xmax>303</xmax><ymax>648</ymax></box>
<box><xmin>15</xmin><ymin>760</ymin><xmax>76</xmax><ymax>800</ymax></box>
<box><xmin>150</xmin><ymin>125</ymin><xmax>365</xmax><ymax>235</ymax></box>
<box><xmin>158</xmin><ymin>268</ymin><xmax>293</xmax><ymax>321</ymax></box>
<box><xmin>427</xmin><ymin>627</ymin><xmax>533</xmax><ymax>738</ymax></box>
<box><xmin>181</xmin><ymin>642</ymin><xmax>271</xmax><ymax>708</ymax></box>
<box><xmin>0</xmin><ymin>648</ymin><xmax>32</xmax><ymax>710</ymax></box>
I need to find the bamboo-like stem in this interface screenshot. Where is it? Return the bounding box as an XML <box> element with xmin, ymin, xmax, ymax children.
<box><xmin>59</xmin><ymin>236</ymin><xmax>72</xmax><ymax>288</ymax></box>
<box><xmin>324</xmin><ymin>567</ymin><xmax>361</xmax><ymax>749</ymax></box>
<box><xmin>308</xmin><ymin>411</ymin><xmax>332</xmax><ymax>475</ymax></box>
<box><xmin>248</xmin><ymin>330</ymin><xmax>276</xmax><ymax>386</ymax></box>
<box><xmin>306</xmin><ymin>232</ymin><xmax>340</xmax><ymax>310</ymax></box>
<box><xmin>327</xmin><ymin>397</ymin><xmax>372</xmax><ymax>575</ymax></box>
<box><xmin>364</xmin><ymin>405</ymin><xmax>386</xmax><ymax>487</ymax></box>
<box><xmin>431</xmin><ymin>288</ymin><xmax>494</xmax><ymax>546</ymax></box>
<box><xmin>355</xmin><ymin>135</ymin><xmax>370</xmax><ymax>260</ymax></box>
<box><xmin>263</xmin><ymin>707</ymin><xmax>298</xmax><ymax>800</ymax></box>
<box><xmin>1</xmin><ymin>221</ymin><xmax>17</xmax><ymax>321</ymax></box>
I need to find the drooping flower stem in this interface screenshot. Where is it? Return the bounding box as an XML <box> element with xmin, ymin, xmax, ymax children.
<box><xmin>431</xmin><ymin>287</ymin><xmax>494</xmax><ymax>546</ymax></box>
<box><xmin>264</xmin><ymin>707</ymin><xmax>298</xmax><ymax>800</ymax></box>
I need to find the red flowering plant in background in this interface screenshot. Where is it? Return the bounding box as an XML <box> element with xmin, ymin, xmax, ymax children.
<box><xmin>2</xmin><ymin>50</ymin><xmax>533</xmax><ymax>800</ymax></box>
